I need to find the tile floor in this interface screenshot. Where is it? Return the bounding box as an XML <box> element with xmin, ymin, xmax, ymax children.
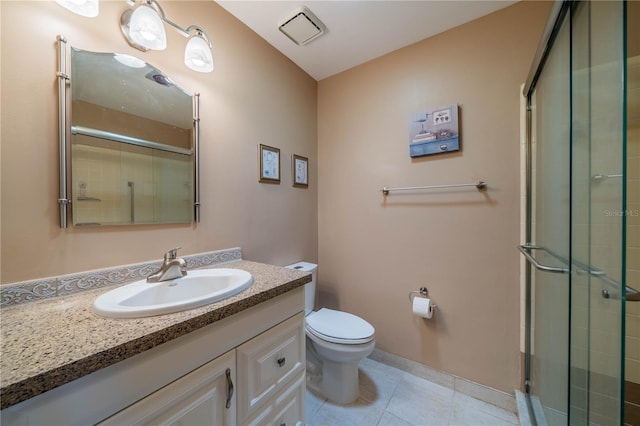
<box><xmin>305</xmin><ymin>357</ymin><xmax>520</xmax><ymax>426</ymax></box>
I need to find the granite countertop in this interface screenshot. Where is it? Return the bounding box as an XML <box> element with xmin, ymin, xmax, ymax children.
<box><xmin>0</xmin><ymin>260</ymin><xmax>310</xmax><ymax>410</ymax></box>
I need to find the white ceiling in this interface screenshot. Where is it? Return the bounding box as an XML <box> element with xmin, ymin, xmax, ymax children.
<box><xmin>216</xmin><ymin>1</ymin><xmax>518</xmax><ymax>81</ymax></box>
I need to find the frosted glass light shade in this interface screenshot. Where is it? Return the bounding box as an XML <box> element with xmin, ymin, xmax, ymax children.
<box><xmin>128</xmin><ymin>4</ymin><xmax>166</xmax><ymax>51</ymax></box>
<box><xmin>184</xmin><ymin>35</ymin><xmax>214</xmax><ymax>73</ymax></box>
<box><xmin>55</xmin><ymin>0</ymin><xmax>99</xmax><ymax>17</ymax></box>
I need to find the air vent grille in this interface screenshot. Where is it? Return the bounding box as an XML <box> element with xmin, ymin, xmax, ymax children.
<box><xmin>278</xmin><ymin>6</ymin><xmax>326</xmax><ymax>46</ymax></box>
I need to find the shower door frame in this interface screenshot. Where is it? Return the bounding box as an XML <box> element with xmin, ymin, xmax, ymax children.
<box><xmin>522</xmin><ymin>0</ymin><xmax>628</xmax><ymax>424</ymax></box>
<box><xmin>522</xmin><ymin>0</ymin><xmax>571</xmax><ymax>416</ymax></box>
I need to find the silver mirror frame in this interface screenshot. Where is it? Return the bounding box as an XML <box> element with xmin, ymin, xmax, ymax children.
<box><xmin>57</xmin><ymin>35</ymin><xmax>70</xmax><ymax>228</ymax></box>
<box><xmin>55</xmin><ymin>35</ymin><xmax>201</xmax><ymax>228</ymax></box>
<box><xmin>193</xmin><ymin>92</ymin><xmax>200</xmax><ymax>223</ymax></box>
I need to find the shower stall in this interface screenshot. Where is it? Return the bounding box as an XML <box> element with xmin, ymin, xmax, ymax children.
<box><xmin>521</xmin><ymin>1</ymin><xmax>638</xmax><ymax>425</ymax></box>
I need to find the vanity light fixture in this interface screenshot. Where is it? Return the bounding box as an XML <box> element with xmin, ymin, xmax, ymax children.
<box><xmin>121</xmin><ymin>0</ymin><xmax>215</xmax><ymax>73</ymax></box>
<box><xmin>120</xmin><ymin>1</ymin><xmax>167</xmax><ymax>51</ymax></box>
<box><xmin>184</xmin><ymin>28</ymin><xmax>214</xmax><ymax>73</ymax></box>
<box><xmin>55</xmin><ymin>0</ymin><xmax>99</xmax><ymax>17</ymax></box>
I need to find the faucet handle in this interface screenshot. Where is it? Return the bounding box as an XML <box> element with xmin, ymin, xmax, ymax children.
<box><xmin>165</xmin><ymin>247</ymin><xmax>182</xmax><ymax>260</ymax></box>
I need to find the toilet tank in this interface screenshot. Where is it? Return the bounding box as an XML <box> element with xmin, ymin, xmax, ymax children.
<box><xmin>285</xmin><ymin>262</ymin><xmax>317</xmax><ymax>315</ymax></box>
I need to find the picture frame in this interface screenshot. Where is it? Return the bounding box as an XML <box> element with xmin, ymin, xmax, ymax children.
<box><xmin>259</xmin><ymin>144</ymin><xmax>280</xmax><ymax>184</ymax></box>
<box><xmin>292</xmin><ymin>154</ymin><xmax>308</xmax><ymax>188</ymax></box>
<box><xmin>409</xmin><ymin>103</ymin><xmax>460</xmax><ymax>158</ymax></box>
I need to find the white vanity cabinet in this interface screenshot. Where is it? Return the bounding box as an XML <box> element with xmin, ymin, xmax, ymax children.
<box><xmin>1</xmin><ymin>287</ymin><xmax>306</xmax><ymax>426</ymax></box>
<box><xmin>99</xmin><ymin>312</ymin><xmax>306</xmax><ymax>426</ymax></box>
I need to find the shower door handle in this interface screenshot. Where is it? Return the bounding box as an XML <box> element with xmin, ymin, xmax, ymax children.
<box><xmin>518</xmin><ymin>245</ymin><xmax>569</xmax><ymax>274</ymax></box>
<box><xmin>627</xmin><ymin>287</ymin><xmax>640</xmax><ymax>302</ymax></box>
<box><xmin>601</xmin><ymin>286</ymin><xmax>640</xmax><ymax>301</ymax></box>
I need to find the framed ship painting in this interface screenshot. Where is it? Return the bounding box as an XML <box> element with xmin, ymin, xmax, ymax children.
<box><xmin>409</xmin><ymin>104</ymin><xmax>460</xmax><ymax>158</ymax></box>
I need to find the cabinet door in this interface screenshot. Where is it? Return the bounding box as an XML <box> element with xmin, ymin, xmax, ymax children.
<box><xmin>99</xmin><ymin>350</ymin><xmax>236</xmax><ymax>426</ymax></box>
<box><xmin>236</xmin><ymin>312</ymin><xmax>305</xmax><ymax>423</ymax></box>
<box><xmin>241</xmin><ymin>372</ymin><xmax>305</xmax><ymax>426</ymax></box>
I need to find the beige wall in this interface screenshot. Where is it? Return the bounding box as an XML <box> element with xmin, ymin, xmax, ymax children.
<box><xmin>317</xmin><ymin>1</ymin><xmax>551</xmax><ymax>394</ymax></box>
<box><xmin>0</xmin><ymin>1</ymin><xmax>318</xmax><ymax>283</ymax></box>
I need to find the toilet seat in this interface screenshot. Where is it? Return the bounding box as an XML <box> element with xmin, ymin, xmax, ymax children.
<box><xmin>306</xmin><ymin>308</ymin><xmax>375</xmax><ymax>345</ymax></box>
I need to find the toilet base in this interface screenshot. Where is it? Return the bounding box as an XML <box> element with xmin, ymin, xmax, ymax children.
<box><xmin>322</xmin><ymin>360</ymin><xmax>360</xmax><ymax>404</ymax></box>
<box><xmin>306</xmin><ymin>350</ymin><xmax>361</xmax><ymax>405</ymax></box>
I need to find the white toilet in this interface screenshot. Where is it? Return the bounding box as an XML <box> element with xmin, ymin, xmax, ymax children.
<box><xmin>286</xmin><ymin>262</ymin><xmax>375</xmax><ymax>404</ymax></box>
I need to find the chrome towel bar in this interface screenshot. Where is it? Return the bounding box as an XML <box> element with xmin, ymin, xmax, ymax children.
<box><xmin>381</xmin><ymin>181</ymin><xmax>486</xmax><ymax>196</ymax></box>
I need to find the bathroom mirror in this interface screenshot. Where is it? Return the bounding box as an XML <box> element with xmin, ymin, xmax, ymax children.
<box><xmin>66</xmin><ymin>47</ymin><xmax>198</xmax><ymax>226</ymax></box>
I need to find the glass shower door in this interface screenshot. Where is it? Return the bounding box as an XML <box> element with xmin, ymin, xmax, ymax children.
<box><xmin>570</xmin><ymin>1</ymin><xmax>625</xmax><ymax>425</ymax></box>
<box><xmin>523</xmin><ymin>1</ymin><xmax>626</xmax><ymax>424</ymax></box>
<box><xmin>525</xmin><ymin>8</ymin><xmax>571</xmax><ymax>423</ymax></box>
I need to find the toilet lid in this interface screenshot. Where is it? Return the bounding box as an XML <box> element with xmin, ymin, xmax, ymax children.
<box><xmin>306</xmin><ymin>308</ymin><xmax>375</xmax><ymax>344</ymax></box>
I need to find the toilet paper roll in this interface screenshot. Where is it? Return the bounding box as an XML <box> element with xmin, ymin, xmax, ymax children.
<box><xmin>412</xmin><ymin>297</ymin><xmax>434</xmax><ymax>319</ymax></box>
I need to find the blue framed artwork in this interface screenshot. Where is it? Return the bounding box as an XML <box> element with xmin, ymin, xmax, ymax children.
<box><xmin>409</xmin><ymin>104</ymin><xmax>459</xmax><ymax>158</ymax></box>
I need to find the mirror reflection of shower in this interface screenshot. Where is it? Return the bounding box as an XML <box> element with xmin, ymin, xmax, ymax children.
<box><xmin>128</xmin><ymin>181</ymin><xmax>135</xmax><ymax>224</ymax></box>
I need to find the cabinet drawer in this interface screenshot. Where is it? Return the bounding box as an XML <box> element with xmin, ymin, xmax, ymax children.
<box><xmin>241</xmin><ymin>372</ymin><xmax>305</xmax><ymax>426</ymax></box>
<box><xmin>236</xmin><ymin>312</ymin><xmax>305</xmax><ymax>422</ymax></box>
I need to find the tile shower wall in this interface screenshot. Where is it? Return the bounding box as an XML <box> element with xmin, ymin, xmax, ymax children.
<box><xmin>626</xmin><ymin>51</ymin><xmax>640</xmax><ymax>385</ymax></box>
<box><xmin>625</xmin><ymin>10</ymin><xmax>640</xmax><ymax>419</ymax></box>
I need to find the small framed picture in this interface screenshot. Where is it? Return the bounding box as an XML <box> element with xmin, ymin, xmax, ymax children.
<box><xmin>259</xmin><ymin>144</ymin><xmax>280</xmax><ymax>184</ymax></box>
<box><xmin>292</xmin><ymin>154</ymin><xmax>308</xmax><ymax>188</ymax></box>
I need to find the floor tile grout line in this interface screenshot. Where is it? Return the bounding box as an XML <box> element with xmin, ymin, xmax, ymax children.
<box><xmin>375</xmin><ymin>370</ymin><xmax>406</xmax><ymax>425</ymax></box>
<box><xmin>446</xmin><ymin>390</ymin><xmax>456</xmax><ymax>425</ymax></box>
<box><xmin>308</xmin><ymin>392</ymin><xmax>328</xmax><ymax>424</ymax></box>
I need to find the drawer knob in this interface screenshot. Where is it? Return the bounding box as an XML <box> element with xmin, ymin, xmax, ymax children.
<box><xmin>277</xmin><ymin>357</ymin><xmax>286</xmax><ymax>367</ymax></box>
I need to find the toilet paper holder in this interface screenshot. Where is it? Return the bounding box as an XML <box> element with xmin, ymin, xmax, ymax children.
<box><xmin>408</xmin><ymin>287</ymin><xmax>437</xmax><ymax>307</ymax></box>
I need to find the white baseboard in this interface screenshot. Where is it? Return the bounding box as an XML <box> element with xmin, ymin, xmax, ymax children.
<box><xmin>515</xmin><ymin>390</ymin><xmax>532</xmax><ymax>425</ymax></box>
<box><xmin>368</xmin><ymin>348</ymin><xmax>517</xmax><ymax>414</ymax></box>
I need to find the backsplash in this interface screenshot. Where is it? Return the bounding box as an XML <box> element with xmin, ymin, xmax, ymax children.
<box><xmin>0</xmin><ymin>248</ymin><xmax>242</xmax><ymax>308</ymax></box>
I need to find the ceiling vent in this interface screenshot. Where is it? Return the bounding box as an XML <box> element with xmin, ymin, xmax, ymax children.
<box><xmin>278</xmin><ymin>6</ymin><xmax>326</xmax><ymax>46</ymax></box>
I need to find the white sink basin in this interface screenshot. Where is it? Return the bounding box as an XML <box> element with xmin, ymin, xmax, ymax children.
<box><xmin>93</xmin><ymin>269</ymin><xmax>253</xmax><ymax>318</ymax></box>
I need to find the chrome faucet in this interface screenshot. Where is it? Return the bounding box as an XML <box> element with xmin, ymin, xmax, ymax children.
<box><xmin>147</xmin><ymin>247</ymin><xmax>187</xmax><ymax>283</ymax></box>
